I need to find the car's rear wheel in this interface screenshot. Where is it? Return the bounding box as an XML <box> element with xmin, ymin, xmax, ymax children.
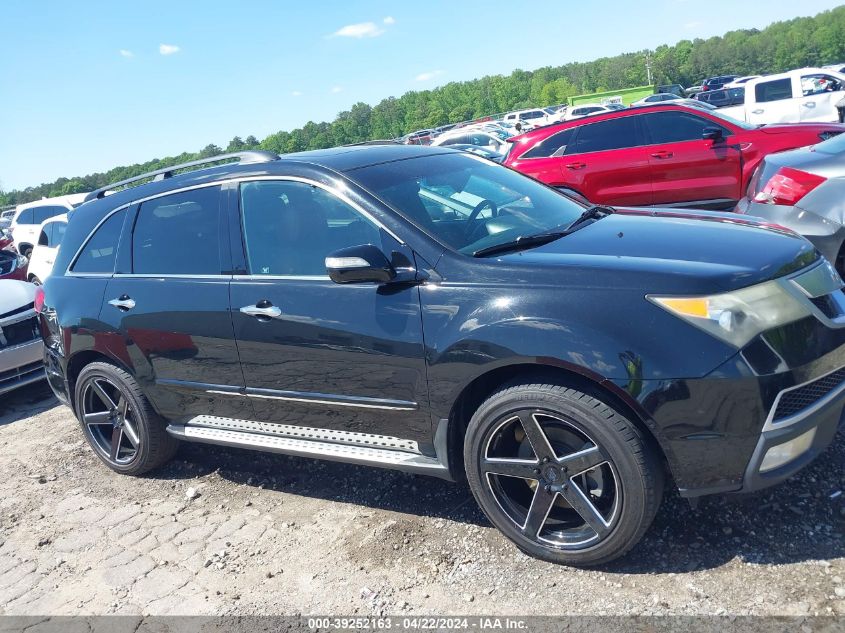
<box><xmin>464</xmin><ymin>382</ymin><xmax>663</xmax><ymax>566</ymax></box>
<box><xmin>74</xmin><ymin>362</ymin><xmax>178</xmax><ymax>475</ymax></box>
<box><xmin>29</xmin><ymin>275</ymin><xmax>42</xmax><ymax>286</ymax></box>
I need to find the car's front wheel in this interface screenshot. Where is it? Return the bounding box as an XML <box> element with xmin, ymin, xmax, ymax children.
<box><xmin>464</xmin><ymin>382</ymin><xmax>663</xmax><ymax>566</ymax></box>
<box><xmin>74</xmin><ymin>362</ymin><xmax>178</xmax><ymax>475</ymax></box>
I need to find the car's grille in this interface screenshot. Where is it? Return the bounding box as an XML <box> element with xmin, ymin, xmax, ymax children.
<box><xmin>773</xmin><ymin>366</ymin><xmax>845</xmax><ymax>421</ymax></box>
<box><xmin>0</xmin><ymin>314</ymin><xmax>39</xmax><ymax>350</ymax></box>
<box><xmin>0</xmin><ymin>360</ymin><xmax>44</xmax><ymax>390</ymax></box>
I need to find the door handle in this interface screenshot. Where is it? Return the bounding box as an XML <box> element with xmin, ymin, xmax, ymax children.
<box><xmin>564</xmin><ymin>162</ymin><xmax>586</xmax><ymax>170</ymax></box>
<box><xmin>802</xmin><ymin>101</ymin><xmax>816</xmax><ymax>108</ymax></box>
<box><xmin>108</xmin><ymin>296</ymin><xmax>136</xmax><ymax>311</ymax></box>
<box><xmin>650</xmin><ymin>150</ymin><xmax>673</xmax><ymax>159</ymax></box>
<box><xmin>240</xmin><ymin>302</ymin><xmax>282</xmax><ymax>319</ymax></box>
<box><xmin>752</xmin><ymin>109</ymin><xmax>764</xmax><ymax>114</ymax></box>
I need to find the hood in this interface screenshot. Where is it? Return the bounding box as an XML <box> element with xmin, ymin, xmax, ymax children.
<box><xmin>758</xmin><ymin>122</ymin><xmax>845</xmax><ymax>135</ymax></box>
<box><xmin>0</xmin><ymin>279</ymin><xmax>36</xmax><ymax>312</ymax></box>
<box><xmin>498</xmin><ymin>209</ymin><xmax>818</xmax><ymax>294</ymax></box>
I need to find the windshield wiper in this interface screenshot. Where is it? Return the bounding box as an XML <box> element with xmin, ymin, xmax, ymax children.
<box><xmin>472</xmin><ymin>204</ymin><xmax>615</xmax><ymax>258</ymax></box>
<box><xmin>564</xmin><ymin>204</ymin><xmax>615</xmax><ymax>232</ymax></box>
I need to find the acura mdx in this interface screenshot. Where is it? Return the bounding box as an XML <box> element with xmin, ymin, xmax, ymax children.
<box><xmin>40</xmin><ymin>147</ymin><xmax>845</xmax><ymax>566</ymax></box>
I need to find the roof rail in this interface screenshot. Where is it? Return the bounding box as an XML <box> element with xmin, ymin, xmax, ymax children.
<box><xmin>83</xmin><ymin>150</ymin><xmax>280</xmax><ymax>202</ymax></box>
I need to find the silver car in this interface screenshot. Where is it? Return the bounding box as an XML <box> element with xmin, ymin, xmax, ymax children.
<box><xmin>736</xmin><ymin>132</ymin><xmax>845</xmax><ymax>273</ymax></box>
<box><xmin>0</xmin><ymin>280</ymin><xmax>44</xmax><ymax>395</ymax></box>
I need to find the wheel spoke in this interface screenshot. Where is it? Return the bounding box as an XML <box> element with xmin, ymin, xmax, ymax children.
<box><xmin>560</xmin><ymin>481</ymin><xmax>611</xmax><ymax>537</ymax></box>
<box><xmin>518</xmin><ymin>412</ymin><xmax>557</xmax><ymax>462</ymax></box>
<box><xmin>84</xmin><ymin>410</ymin><xmax>113</xmax><ymax>426</ymax></box>
<box><xmin>481</xmin><ymin>457</ymin><xmax>539</xmax><ymax>480</ymax></box>
<box><xmin>91</xmin><ymin>380</ymin><xmax>117</xmax><ymax>411</ymax></box>
<box><xmin>558</xmin><ymin>445</ymin><xmax>606</xmax><ymax>475</ymax></box>
<box><xmin>122</xmin><ymin>417</ymin><xmax>140</xmax><ymax>448</ymax></box>
<box><xmin>522</xmin><ymin>486</ymin><xmax>557</xmax><ymax>537</ymax></box>
<box><xmin>109</xmin><ymin>427</ymin><xmax>123</xmax><ymax>461</ymax></box>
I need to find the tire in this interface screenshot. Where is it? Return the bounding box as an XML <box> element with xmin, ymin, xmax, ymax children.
<box><xmin>464</xmin><ymin>382</ymin><xmax>663</xmax><ymax>566</ymax></box>
<box><xmin>22</xmin><ymin>247</ymin><xmax>32</xmax><ymax>259</ymax></box>
<box><xmin>74</xmin><ymin>361</ymin><xmax>178</xmax><ymax>475</ymax></box>
<box><xmin>29</xmin><ymin>275</ymin><xmax>41</xmax><ymax>286</ymax></box>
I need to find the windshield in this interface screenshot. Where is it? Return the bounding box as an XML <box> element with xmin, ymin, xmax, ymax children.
<box><xmin>815</xmin><ymin>131</ymin><xmax>845</xmax><ymax>154</ymax></box>
<box><xmin>706</xmin><ymin>108</ymin><xmax>758</xmax><ymax>129</ymax></box>
<box><xmin>349</xmin><ymin>152</ymin><xmax>586</xmax><ymax>255</ymax></box>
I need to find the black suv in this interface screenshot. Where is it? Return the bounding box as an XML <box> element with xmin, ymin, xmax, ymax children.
<box><xmin>40</xmin><ymin>147</ymin><xmax>845</xmax><ymax>566</ymax></box>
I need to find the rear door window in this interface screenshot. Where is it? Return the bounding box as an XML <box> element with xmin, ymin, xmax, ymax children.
<box><xmin>71</xmin><ymin>209</ymin><xmax>127</xmax><ymax>274</ymax></box>
<box><xmin>132</xmin><ymin>186</ymin><xmax>222</xmax><ymax>275</ymax></box>
<box><xmin>523</xmin><ymin>128</ymin><xmax>575</xmax><ymax>158</ymax></box>
<box><xmin>755</xmin><ymin>78</ymin><xmax>794</xmax><ymax>103</ymax></box>
<box><xmin>566</xmin><ymin>117</ymin><xmax>641</xmax><ymax>154</ymax></box>
<box><xmin>32</xmin><ymin>205</ymin><xmax>66</xmax><ymax>224</ymax></box>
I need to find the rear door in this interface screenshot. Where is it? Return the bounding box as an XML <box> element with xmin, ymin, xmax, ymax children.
<box><xmin>749</xmin><ymin>77</ymin><xmax>798</xmax><ymax>124</ymax></box>
<box><xmin>798</xmin><ymin>72</ymin><xmax>845</xmax><ymax>122</ymax></box>
<box><xmin>557</xmin><ymin>115</ymin><xmax>653</xmax><ymax>205</ymax></box>
<box><xmin>228</xmin><ymin>176</ymin><xmax>431</xmax><ymax>445</ymax></box>
<box><xmin>641</xmin><ymin>110</ymin><xmax>742</xmax><ymax>208</ymax></box>
<box><xmin>99</xmin><ymin>185</ymin><xmax>251</xmax><ymax>422</ymax></box>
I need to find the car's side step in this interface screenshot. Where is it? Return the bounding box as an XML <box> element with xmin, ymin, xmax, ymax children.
<box><xmin>166</xmin><ymin>416</ymin><xmax>450</xmax><ymax>478</ymax></box>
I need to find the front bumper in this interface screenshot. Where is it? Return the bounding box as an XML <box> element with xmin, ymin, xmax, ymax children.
<box><xmin>0</xmin><ymin>339</ymin><xmax>45</xmax><ymax>395</ymax></box>
<box><xmin>742</xmin><ymin>365</ymin><xmax>845</xmax><ymax>492</ymax></box>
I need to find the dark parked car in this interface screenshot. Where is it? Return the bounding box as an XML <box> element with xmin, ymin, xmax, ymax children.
<box><xmin>696</xmin><ymin>87</ymin><xmax>745</xmax><ymax>108</ymax></box>
<box><xmin>41</xmin><ymin>148</ymin><xmax>844</xmax><ymax>566</ymax></box>
<box><xmin>701</xmin><ymin>75</ymin><xmax>740</xmax><ymax>92</ymax></box>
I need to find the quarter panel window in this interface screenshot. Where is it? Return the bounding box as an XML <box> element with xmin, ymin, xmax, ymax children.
<box><xmin>755</xmin><ymin>78</ymin><xmax>794</xmax><ymax>103</ymax></box>
<box><xmin>566</xmin><ymin>117</ymin><xmax>640</xmax><ymax>154</ymax></box>
<box><xmin>643</xmin><ymin>111</ymin><xmax>728</xmax><ymax>144</ymax></box>
<box><xmin>132</xmin><ymin>186</ymin><xmax>222</xmax><ymax>275</ymax></box>
<box><xmin>71</xmin><ymin>209</ymin><xmax>126</xmax><ymax>274</ymax></box>
<box><xmin>239</xmin><ymin>181</ymin><xmax>382</xmax><ymax>276</ymax></box>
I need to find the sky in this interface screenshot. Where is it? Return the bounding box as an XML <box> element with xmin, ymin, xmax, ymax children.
<box><xmin>1</xmin><ymin>0</ymin><xmax>843</xmax><ymax>192</ymax></box>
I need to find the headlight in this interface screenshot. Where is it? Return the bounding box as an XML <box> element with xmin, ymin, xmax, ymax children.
<box><xmin>648</xmin><ymin>280</ymin><xmax>810</xmax><ymax>348</ymax></box>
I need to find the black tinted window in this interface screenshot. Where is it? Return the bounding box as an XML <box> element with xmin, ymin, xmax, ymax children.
<box><xmin>240</xmin><ymin>181</ymin><xmax>382</xmax><ymax>276</ymax></box>
<box><xmin>72</xmin><ymin>209</ymin><xmax>126</xmax><ymax>274</ymax></box>
<box><xmin>33</xmin><ymin>205</ymin><xmax>66</xmax><ymax>224</ymax></box>
<box><xmin>567</xmin><ymin>117</ymin><xmax>640</xmax><ymax>154</ymax></box>
<box><xmin>16</xmin><ymin>208</ymin><xmax>34</xmax><ymax>224</ymax></box>
<box><xmin>643</xmin><ymin>111</ymin><xmax>728</xmax><ymax>144</ymax></box>
<box><xmin>441</xmin><ymin>134</ymin><xmax>469</xmax><ymax>146</ymax></box>
<box><xmin>756</xmin><ymin>78</ymin><xmax>793</xmax><ymax>103</ymax></box>
<box><xmin>523</xmin><ymin>128</ymin><xmax>575</xmax><ymax>158</ymax></box>
<box><xmin>132</xmin><ymin>186</ymin><xmax>221</xmax><ymax>275</ymax></box>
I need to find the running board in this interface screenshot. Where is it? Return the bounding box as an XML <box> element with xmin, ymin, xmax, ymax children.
<box><xmin>166</xmin><ymin>416</ymin><xmax>450</xmax><ymax>478</ymax></box>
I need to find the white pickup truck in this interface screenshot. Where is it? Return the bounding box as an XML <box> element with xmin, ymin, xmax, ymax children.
<box><xmin>718</xmin><ymin>67</ymin><xmax>845</xmax><ymax>125</ymax></box>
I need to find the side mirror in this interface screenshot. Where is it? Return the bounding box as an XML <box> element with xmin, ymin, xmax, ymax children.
<box><xmin>325</xmin><ymin>244</ymin><xmax>396</xmax><ymax>284</ymax></box>
<box><xmin>702</xmin><ymin>127</ymin><xmax>724</xmax><ymax>142</ymax></box>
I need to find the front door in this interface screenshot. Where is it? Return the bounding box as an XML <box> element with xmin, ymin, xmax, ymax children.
<box><xmin>228</xmin><ymin>178</ymin><xmax>431</xmax><ymax>444</ymax></box>
<box><xmin>641</xmin><ymin>110</ymin><xmax>742</xmax><ymax>207</ymax></box>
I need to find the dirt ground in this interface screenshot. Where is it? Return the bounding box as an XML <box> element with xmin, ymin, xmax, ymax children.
<box><xmin>0</xmin><ymin>380</ymin><xmax>843</xmax><ymax>617</ymax></box>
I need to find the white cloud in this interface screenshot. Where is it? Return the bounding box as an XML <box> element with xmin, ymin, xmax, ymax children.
<box><xmin>331</xmin><ymin>22</ymin><xmax>384</xmax><ymax>38</ymax></box>
<box><xmin>331</xmin><ymin>86</ymin><xmax>343</xmax><ymax>93</ymax></box>
<box><xmin>383</xmin><ymin>16</ymin><xmax>395</xmax><ymax>25</ymax></box>
<box><xmin>415</xmin><ymin>70</ymin><xmax>444</xmax><ymax>82</ymax></box>
<box><xmin>159</xmin><ymin>43</ymin><xmax>181</xmax><ymax>55</ymax></box>
<box><xmin>119</xmin><ymin>49</ymin><xmax>134</xmax><ymax>58</ymax></box>
<box><xmin>291</xmin><ymin>90</ymin><xmax>303</xmax><ymax>97</ymax></box>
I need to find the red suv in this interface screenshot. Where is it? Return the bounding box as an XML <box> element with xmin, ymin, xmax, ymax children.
<box><xmin>504</xmin><ymin>104</ymin><xmax>845</xmax><ymax>209</ymax></box>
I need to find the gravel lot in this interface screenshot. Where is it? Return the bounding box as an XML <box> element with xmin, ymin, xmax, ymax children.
<box><xmin>0</xmin><ymin>380</ymin><xmax>843</xmax><ymax>617</ymax></box>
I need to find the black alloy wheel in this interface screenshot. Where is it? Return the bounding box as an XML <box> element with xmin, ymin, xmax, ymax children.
<box><xmin>465</xmin><ymin>382</ymin><xmax>663</xmax><ymax>566</ymax></box>
<box><xmin>74</xmin><ymin>362</ymin><xmax>178</xmax><ymax>475</ymax></box>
